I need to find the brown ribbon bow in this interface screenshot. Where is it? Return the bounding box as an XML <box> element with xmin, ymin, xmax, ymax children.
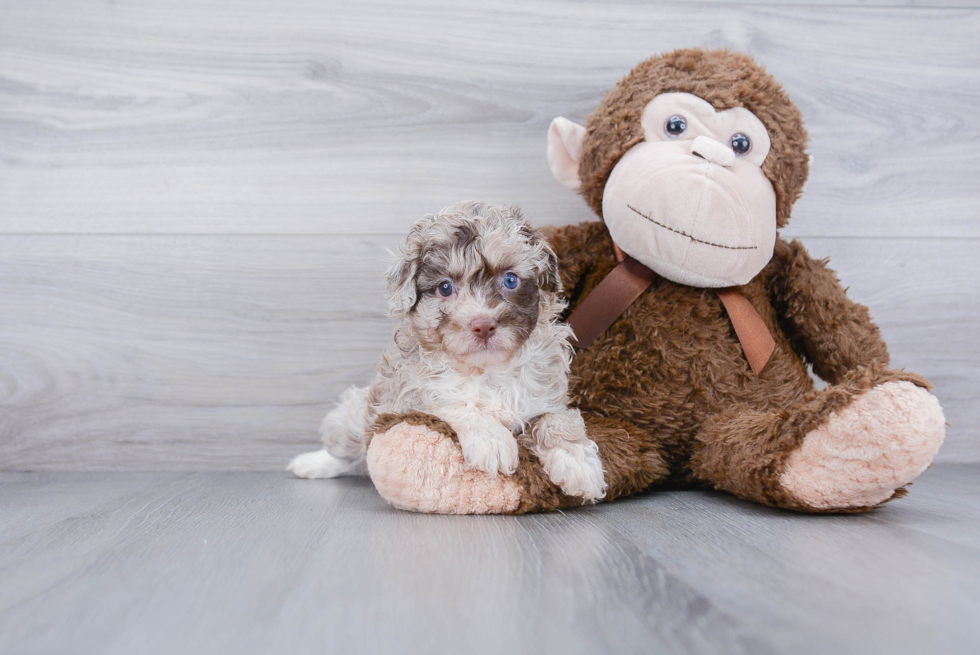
<box><xmin>566</xmin><ymin>245</ymin><xmax>775</xmax><ymax>375</ymax></box>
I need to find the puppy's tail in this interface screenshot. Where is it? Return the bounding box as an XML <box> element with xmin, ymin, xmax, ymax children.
<box><xmin>287</xmin><ymin>450</ymin><xmax>362</xmax><ymax>479</ymax></box>
<box><xmin>288</xmin><ymin>385</ymin><xmax>371</xmax><ymax>479</ymax></box>
<box><xmin>320</xmin><ymin>385</ymin><xmax>371</xmax><ymax>460</ymax></box>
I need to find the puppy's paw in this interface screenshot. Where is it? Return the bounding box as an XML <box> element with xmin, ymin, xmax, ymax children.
<box><xmin>540</xmin><ymin>440</ymin><xmax>607</xmax><ymax>502</ymax></box>
<box><xmin>287</xmin><ymin>449</ymin><xmax>357</xmax><ymax>479</ymax></box>
<box><xmin>457</xmin><ymin>423</ymin><xmax>520</xmax><ymax>476</ymax></box>
<box><xmin>530</xmin><ymin>409</ymin><xmax>607</xmax><ymax>501</ymax></box>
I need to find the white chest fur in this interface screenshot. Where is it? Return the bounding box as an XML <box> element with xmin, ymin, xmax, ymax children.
<box><xmin>404</xmin><ymin>348</ymin><xmax>568</xmax><ymax>434</ymax></box>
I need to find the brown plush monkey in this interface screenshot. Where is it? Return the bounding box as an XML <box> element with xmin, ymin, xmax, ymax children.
<box><xmin>364</xmin><ymin>49</ymin><xmax>946</xmax><ymax>514</ymax></box>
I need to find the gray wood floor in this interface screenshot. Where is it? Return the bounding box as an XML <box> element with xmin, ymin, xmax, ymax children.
<box><xmin>1</xmin><ymin>464</ymin><xmax>978</xmax><ymax>655</ymax></box>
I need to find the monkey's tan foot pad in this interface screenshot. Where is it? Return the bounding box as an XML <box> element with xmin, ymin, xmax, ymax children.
<box><xmin>366</xmin><ymin>421</ymin><xmax>521</xmax><ymax>514</ymax></box>
<box><xmin>781</xmin><ymin>381</ymin><xmax>946</xmax><ymax>510</ymax></box>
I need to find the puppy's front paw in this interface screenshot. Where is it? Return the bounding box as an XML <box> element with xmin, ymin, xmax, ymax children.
<box><xmin>540</xmin><ymin>440</ymin><xmax>607</xmax><ymax>502</ymax></box>
<box><xmin>457</xmin><ymin>423</ymin><xmax>520</xmax><ymax>476</ymax></box>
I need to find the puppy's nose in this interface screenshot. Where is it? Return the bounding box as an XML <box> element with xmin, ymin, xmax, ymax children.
<box><xmin>470</xmin><ymin>317</ymin><xmax>498</xmax><ymax>342</ymax></box>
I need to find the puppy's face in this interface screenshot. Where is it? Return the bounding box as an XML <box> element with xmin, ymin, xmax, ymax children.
<box><xmin>387</xmin><ymin>202</ymin><xmax>560</xmax><ymax>368</ymax></box>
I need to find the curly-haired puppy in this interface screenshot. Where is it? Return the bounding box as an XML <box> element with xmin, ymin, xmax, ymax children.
<box><xmin>288</xmin><ymin>201</ymin><xmax>607</xmax><ymax>501</ymax></box>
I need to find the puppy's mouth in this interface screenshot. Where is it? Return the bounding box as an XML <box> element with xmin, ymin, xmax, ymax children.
<box><xmin>449</xmin><ymin>330</ymin><xmax>519</xmax><ymax>365</ymax></box>
<box><xmin>461</xmin><ymin>335</ymin><xmax>508</xmax><ymax>357</ymax></box>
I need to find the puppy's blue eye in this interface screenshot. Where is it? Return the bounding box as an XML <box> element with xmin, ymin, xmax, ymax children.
<box><xmin>502</xmin><ymin>272</ymin><xmax>519</xmax><ymax>290</ymax></box>
<box><xmin>437</xmin><ymin>280</ymin><xmax>454</xmax><ymax>297</ymax></box>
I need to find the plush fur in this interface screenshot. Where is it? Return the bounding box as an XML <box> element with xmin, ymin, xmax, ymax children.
<box><xmin>367</xmin><ymin>413</ymin><xmax>522</xmax><ymax>514</ymax></box>
<box><xmin>779</xmin><ymin>381</ymin><xmax>946</xmax><ymax>509</ymax></box>
<box><xmin>578</xmin><ymin>48</ymin><xmax>809</xmax><ymax>227</ymax></box>
<box><xmin>290</xmin><ymin>201</ymin><xmax>606</xmax><ymax>501</ymax></box>
<box><xmin>361</xmin><ymin>49</ymin><xmax>945</xmax><ymax>514</ymax></box>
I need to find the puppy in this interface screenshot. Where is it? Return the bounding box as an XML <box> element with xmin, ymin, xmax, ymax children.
<box><xmin>288</xmin><ymin>201</ymin><xmax>607</xmax><ymax>501</ymax></box>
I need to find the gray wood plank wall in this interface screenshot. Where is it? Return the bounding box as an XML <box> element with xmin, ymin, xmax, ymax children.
<box><xmin>2</xmin><ymin>0</ymin><xmax>978</xmax><ymax>469</ymax></box>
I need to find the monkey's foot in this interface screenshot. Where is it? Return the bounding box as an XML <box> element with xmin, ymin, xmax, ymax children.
<box><xmin>780</xmin><ymin>381</ymin><xmax>946</xmax><ymax>510</ymax></box>
<box><xmin>366</xmin><ymin>421</ymin><xmax>521</xmax><ymax>514</ymax></box>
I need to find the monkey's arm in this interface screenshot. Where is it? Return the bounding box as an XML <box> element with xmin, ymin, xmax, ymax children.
<box><xmin>539</xmin><ymin>221</ymin><xmax>610</xmax><ymax>304</ymax></box>
<box><xmin>768</xmin><ymin>238</ymin><xmax>889</xmax><ymax>384</ymax></box>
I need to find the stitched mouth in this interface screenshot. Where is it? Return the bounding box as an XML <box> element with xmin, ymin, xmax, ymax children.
<box><xmin>627</xmin><ymin>205</ymin><xmax>757</xmax><ymax>251</ymax></box>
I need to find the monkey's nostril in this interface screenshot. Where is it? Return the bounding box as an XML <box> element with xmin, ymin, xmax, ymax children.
<box><xmin>471</xmin><ymin>317</ymin><xmax>498</xmax><ymax>342</ymax></box>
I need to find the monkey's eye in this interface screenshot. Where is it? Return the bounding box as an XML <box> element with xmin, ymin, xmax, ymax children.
<box><xmin>665</xmin><ymin>115</ymin><xmax>687</xmax><ymax>137</ymax></box>
<box><xmin>729</xmin><ymin>133</ymin><xmax>751</xmax><ymax>155</ymax></box>
<box><xmin>437</xmin><ymin>280</ymin><xmax>455</xmax><ymax>297</ymax></box>
<box><xmin>502</xmin><ymin>272</ymin><xmax>519</xmax><ymax>290</ymax></box>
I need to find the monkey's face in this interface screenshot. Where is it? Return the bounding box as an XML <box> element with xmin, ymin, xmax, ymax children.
<box><xmin>601</xmin><ymin>93</ymin><xmax>776</xmax><ymax>287</ymax></box>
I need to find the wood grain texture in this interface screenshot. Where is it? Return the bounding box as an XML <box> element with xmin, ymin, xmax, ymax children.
<box><xmin>0</xmin><ymin>234</ymin><xmax>975</xmax><ymax>469</ymax></box>
<box><xmin>0</xmin><ymin>0</ymin><xmax>976</xmax><ymax>470</ymax></box>
<box><xmin>0</xmin><ymin>465</ymin><xmax>978</xmax><ymax>655</ymax></box>
<box><xmin>0</xmin><ymin>235</ymin><xmax>396</xmax><ymax>470</ymax></box>
<box><xmin>1</xmin><ymin>0</ymin><xmax>978</xmax><ymax>237</ymax></box>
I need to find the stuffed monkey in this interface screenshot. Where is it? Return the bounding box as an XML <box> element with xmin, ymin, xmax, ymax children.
<box><xmin>364</xmin><ymin>49</ymin><xmax>946</xmax><ymax>514</ymax></box>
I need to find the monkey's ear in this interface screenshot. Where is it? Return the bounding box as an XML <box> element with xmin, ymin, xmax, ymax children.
<box><xmin>547</xmin><ymin>117</ymin><xmax>586</xmax><ymax>190</ymax></box>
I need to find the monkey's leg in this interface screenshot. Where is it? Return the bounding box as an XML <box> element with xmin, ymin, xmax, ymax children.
<box><xmin>689</xmin><ymin>366</ymin><xmax>946</xmax><ymax>512</ymax></box>
<box><xmin>364</xmin><ymin>411</ymin><xmax>669</xmax><ymax>514</ymax></box>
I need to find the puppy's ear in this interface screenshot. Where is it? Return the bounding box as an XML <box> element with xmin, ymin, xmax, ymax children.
<box><xmin>385</xmin><ymin>255</ymin><xmax>418</xmax><ymax>318</ymax></box>
<box><xmin>385</xmin><ymin>216</ymin><xmax>430</xmax><ymax>317</ymax></box>
<box><xmin>507</xmin><ymin>205</ymin><xmax>561</xmax><ymax>294</ymax></box>
<box><xmin>532</xmin><ymin>232</ymin><xmax>562</xmax><ymax>294</ymax></box>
